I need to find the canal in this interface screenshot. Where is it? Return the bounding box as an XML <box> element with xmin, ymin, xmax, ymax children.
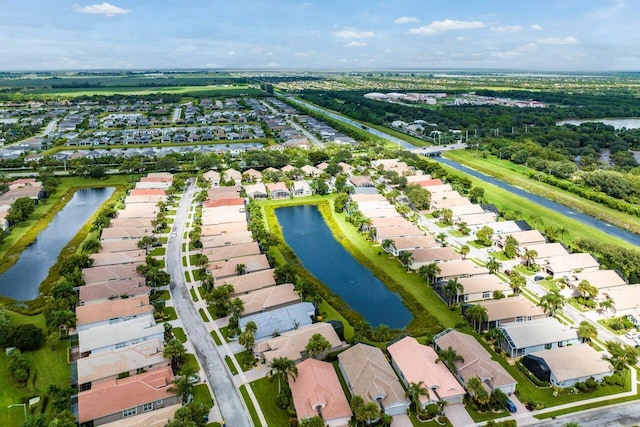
<box><xmin>276</xmin><ymin>204</ymin><xmax>412</xmax><ymax>329</ymax></box>
<box><xmin>0</xmin><ymin>187</ymin><xmax>115</xmax><ymax>301</ymax></box>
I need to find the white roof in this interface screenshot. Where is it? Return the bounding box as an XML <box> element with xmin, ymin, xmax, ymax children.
<box><xmin>78</xmin><ymin>318</ymin><xmax>164</xmax><ymax>354</ymax></box>
<box><xmin>500</xmin><ymin>317</ymin><xmax>578</xmax><ymax>349</ymax></box>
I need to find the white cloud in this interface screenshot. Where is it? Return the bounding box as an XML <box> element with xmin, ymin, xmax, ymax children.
<box><xmin>538</xmin><ymin>36</ymin><xmax>580</xmax><ymax>45</ymax></box>
<box><xmin>394</xmin><ymin>16</ymin><xmax>420</xmax><ymax>24</ymax></box>
<box><xmin>531</xmin><ymin>24</ymin><xmax>542</xmax><ymax>31</ymax></box>
<box><xmin>72</xmin><ymin>2</ymin><xmax>130</xmax><ymax>16</ymax></box>
<box><xmin>455</xmin><ymin>36</ymin><xmax>466</xmax><ymax>41</ymax></box>
<box><xmin>333</xmin><ymin>30</ymin><xmax>375</xmax><ymax>39</ymax></box>
<box><xmin>227</xmin><ymin>51</ymin><xmax>237</xmax><ymax>55</ymax></box>
<box><xmin>344</xmin><ymin>41</ymin><xmax>368</xmax><ymax>47</ymax></box>
<box><xmin>295</xmin><ymin>52</ymin><xmax>311</xmax><ymax>57</ymax></box>
<box><xmin>407</xmin><ymin>19</ymin><xmax>484</xmax><ymax>35</ymax></box>
<box><xmin>490</xmin><ymin>25</ymin><xmax>522</xmax><ymax>33</ymax></box>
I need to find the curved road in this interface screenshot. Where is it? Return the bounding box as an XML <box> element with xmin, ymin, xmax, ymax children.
<box><xmin>167</xmin><ymin>181</ymin><xmax>252</xmax><ymax>426</ymax></box>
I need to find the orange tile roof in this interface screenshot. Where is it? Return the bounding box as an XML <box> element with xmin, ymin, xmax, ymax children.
<box><xmin>129</xmin><ymin>189</ymin><xmax>167</xmax><ymax>196</ymax></box>
<box><xmin>289</xmin><ymin>359</ymin><xmax>352</xmax><ymax>422</ymax></box>
<box><xmin>77</xmin><ymin>366</ymin><xmax>175</xmax><ymax>424</ymax></box>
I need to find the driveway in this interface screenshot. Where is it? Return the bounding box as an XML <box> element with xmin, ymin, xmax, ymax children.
<box><xmin>167</xmin><ymin>180</ymin><xmax>253</xmax><ymax>426</ymax></box>
<box><xmin>444</xmin><ymin>403</ymin><xmax>474</xmax><ymax>427</ymax></box>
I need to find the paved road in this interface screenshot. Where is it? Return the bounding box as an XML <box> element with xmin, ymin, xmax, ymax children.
<box><xmin>172</xmin><ymin>107</ymin><xmax>182</xmax><ymax>123</ymax></box>
<box><xmin>526</xmin><ymin>399</ymin><xmax>640</xmax><ymax>427</ymax></box>
<box><xmin>167</xmin><ymin>180</ymin><xmax>252</xmax><ymax>427</ymax></box>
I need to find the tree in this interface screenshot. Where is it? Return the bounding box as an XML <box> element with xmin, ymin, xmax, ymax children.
<box><xmin>205</xmin><ymin>284</ymin><xmax>234</xmax><ymax>317</ymax></box>
<box><xmin>599</xmin><ymin>298</ymin><xmax>615</xmax><ymax>315</ymax></box>
<box><xmin>486</xmin><ymin>257</ymin><xmax>501</xmax><ymax>274</ymax></box>
<box><xmin>577</xmin><ymin>280</ymin><xmax>598</xmax><ymax>299</ymax></box>
<box><xmin>235</xmin><ymin>263</ymin><xmax>247</xmax><ymax>276</ymax></box>
<box><xmin>300</xmin><ymin>416</ymin><xmax>326</xmax><ymax>427</ymax></box>
<box><xmin>8</xmin><ymin>352</ymin><xmax>30</xmax><ymax>385</ymax></box>
<box><xmin>373</xmin><ymin>324</ymin><xmax>391</xmax><ymax>342</ymax></box>
<box><xmin>436</xmin><ymin>232</ymin><xmax>448</xmax><ymax>247</ymax></box>
<box><xmin>170</xmin><ymin>373</ymin><xmax>194</xmax><ymax>404</ymax></box>
<box><xmin>163</xmin><ymin>338</ymin><xmax>187</xmax><ymax>371</ymax></box>
<box><xmin>578</xmin><ymin>321</ymin><xmax>598</xmax><ymax>342</ymax></box>
<box><xmin>457</xmin><ymin>221</ymin><xmax>471</xmax><ymax>236</ymax></box>
<box><xmin>466</xmin><ymin>375</ymin><xmax>490</xmax><ymax>408</ymax></box>
<box><xmin>381</xmin><ymin>239</ymin><xmax>395</xmax><ymax>254</ymax></box>
<box><xmin>269</xmin><ymin>357</ymin><xmax>298</xmax><ymax>393</ymax></box>
<box><xmin>503</xmin><ymin>235</ymin><xmax>519</xmax><ymax>259</ymax></box>
<box><xmin>313</xmin><ymin>178</ymin><xmax>329</xmax><ymax>195</ymax></box>
<box><xmin>476</xmin><ymin>226</ymin><xmax>494</xmax><ymax>246</ymax></box>
<box><xmin>443</xmin><ymin>278</ymin><xmax>464</xmax><ymax>305</ymax></box>
<box><xmin>441</xmin><ymin>208</ymin><xmax>453</xmax><ymax>226</ymax></box>
<box><xmin>459</xmin><ymin>244</ymin><xmax>471</xmax><ymax>260</ymax></box>
<box><xmin>81</xmin><ymin>237</ymin><xmax>101</xmax><ymax>253</ymax></box>
<box><xmin>239</xmin><ymin>321</ymin><xmax>257</xmax><ymax>355</ymax></box>
<box><xmin>352</xmin><ymin>321</ymin><xmax>372</xmax><ymax>343</ymax></box>
<box><xmin>406</xmin><ymin>381</ymin><xmax>429</xmax><ymax>413</ymax></box>
<box><xmin>509</xmin><ymin>271</ymin><xmax>526</xmax><ymax>296</ymax></box>
<box><xmin>6</xmin><ymin>197</ymin><xmax>36</xmax><ymax>225</ymax></box>
<box><xmin>305</xmin><ymin>333</ymin><xmax>332</xmax><ymax>360</ymax></box>
<box><xmin>468</xmin><ymin>186</ymin><xmax>485</xmax><ymax>204</ymax></box>
<box><xmin>523</xmin><ymin>249</ymin><xmax>538</xmax><ymax>267</ymax></box>
<box><xmin>604</xmin><ymin>341</ymin><xmax>639</xmax><ymax>372</ymax></box>
<box><xmin>399</xmin><ymin>251</ymin><xmax>413</xmax><ymax>270</ymax></box>
<box><xmin>419</xmin><ymin>262</ymin><xmax>441</xmax><ymax>286</ymax></box>
<box><xmin>436</xmin><ymin>346</ymin><xmax>464</xmax><ymax>373</ymax></box>
<box><xmin>89</xmin><ymin>165</ymin><xmax>106</xmax><ymax>179</ymax></box>
<box><xmin>356</xmin><ymin>402</ymin><xmax>381</xmax><ymax>426</ymax></box>
<box><xmin>192</xmin><ymin>253</ymin><xmax>209</xmax><ymax>271</ymax></box>
<box><xmin>538</xmin><ymin>289</ymin><xmax>565</xmax><ymax>316</ymax></box>
<box><xmin>334</xmin><ymin>192</ymin><xmax>349</xmax><ymax>213</ymax></box>
<box><xmin>465</xmin><ymin>304</ymin><xmax>489</xmax><ymax>331</ymax></box>
<box><xmin>137</xmin><ymin>235</ymin><xmax>155</xmax><ymax>253</ymax></box>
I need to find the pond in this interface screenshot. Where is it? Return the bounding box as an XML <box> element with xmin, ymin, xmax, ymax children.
<box><xmin>0</xmin><ymin>187</ymin><xmax>115</xmax><ymax>301</ymax></box>
<box><xmin>556</xmin><ymin>118</ymin><xmax>640</xmax><ymax>129</ymax></box>
<box><xmin>276</xmin><ymin>204</ymin><xmax>412</xmax><ymax>329</ymax></box>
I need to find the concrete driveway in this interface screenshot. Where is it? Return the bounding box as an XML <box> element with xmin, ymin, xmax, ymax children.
<box><xmin>445</xmin><ymin>403</ymin><xmax>474</xmax><ymax>427</ymax></box>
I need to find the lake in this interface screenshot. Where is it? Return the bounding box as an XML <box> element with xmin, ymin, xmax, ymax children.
<box><xmin>276</xmin><ymin>204</ymin><xmax>412</xmax><ymax>329</ymax></box>
<box><xmin>556</xmin><ymin>118</ymin><xmax>640</xmax><ymax>129</ymax></box>
<box><xmin>0</xmin><ymin>187</ymin><xmax>115</xmax><ymax>301</ymax></box>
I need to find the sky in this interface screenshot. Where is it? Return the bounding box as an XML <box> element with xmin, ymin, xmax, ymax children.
<box><xmin>1</xmin><ymin>0</ymin><xmax>639</xmax><ymax>72</ymax></box>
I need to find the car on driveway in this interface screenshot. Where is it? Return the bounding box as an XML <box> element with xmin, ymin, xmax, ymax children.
<box><xmin>534</xmin><ymin>275</ymin><xmax>545</xmax><ymax>281</ymax></box>
<box><xmin>505</xmin><ymin>399</ymin><xmax>517</xmax><ymax>413</ymax></box>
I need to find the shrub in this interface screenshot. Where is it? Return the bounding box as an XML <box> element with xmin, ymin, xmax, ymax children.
<box><xmin>275</xmin><ymin>394</ymin><xmax>289</xmax><ymax>410</ymax></box>
<box><xmin>585</xmin><ymin>377</ymin><xmax>598</xmax><ymax>390</ymax></box>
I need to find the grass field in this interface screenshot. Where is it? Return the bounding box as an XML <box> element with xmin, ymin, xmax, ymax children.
<box><xmin>444</xmin><ymin>150</ymin><xmax>640</xmax><ymax>247</ymax></box>
<box><xmin>0</xmin><ymin>311</ymin><xmax>70</xmax><ymax>427</ymax></box>
<box><xmin>250</xmin><ymin>377</ymin><xmax>289</xmax><ymax>427</ymax></box>
<box><xmin>27</xmin><ymin>85</ymin><xmax>264</xmax><ymax>98</ymax></box>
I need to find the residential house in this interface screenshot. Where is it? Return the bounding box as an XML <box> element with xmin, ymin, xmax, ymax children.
<box><xmin>238</xmin><ymin>283</ymin><xmax>300</xmax><ymax>315</ymax></box>
<box><xmin>202</xmin><ymin>242</ymin><xmax>261</xmax><ymax>263</ymax></box>
<box><xmin>203</xmin><ymin>170</ymin><xmax>221</xmax><ymax>187</ymax></box>
<box><xmin>375</xmin><ymin>224</ymin><xmax>423</xmax><ymax>244</ymax></box>
<box><xmin>75</xmin><ymin>339</ymin><xmax>169</xmax><ymax>390</ymax></box>
<box><xmin>568</xmin><ymin>270</ymin><xmax>626</xmax><ymax>295</ymax></box>
<box><xmin>496</xmin><ymin>230</ymin><xmax>546</xmax><ymax>247</ymax></box>
<box><xmin>243</xmin><ymin>168</ymin><xmax>263</xmax><ymax>183</ymax></box>
<box><xmin>78</xmin><ymin>279</ymin><xmax>150</xmax><ymax>303</ymax></box>
<box><xmin>520</xmin><ymin>243</ymin><xmax>569</xmax><ymax>261</ymax></box>
<box><xmin>542</xmin><ymin>253</ymin><xmax>600</xmax><ymax>277</ymax></box>
<box><xmin>599</xmin><ymin>284</ymin><xmax>640</xmax><ymax>323</ymax></box>
<box><xmin>300</xmin><ymin>165</ymin><xmax>322</xmax><ymax>178</ymax></box>
<box><xmin>348</xmin><ymin>176</ymin><xmax>375</xmax><ymax>188</ymax></box>
<box><xmin>338</xmin><ymin>343</ymin><xmax>410</xmax><ymax>416</ymax></box>
<box><xmin>408</xmin><ymin>247</ymin><xmax>462</xmax><ymax>270</ymax></box>
<box><xmin>289</xmin><ymin>359</ymin><xmax>352</xmax><ymax>427</ymax></box>
<box><xmin>434</xmin><ymin>260</ymin><xmax>490</xmax><ymax>283</ymax></box>
<box><xmin>433</xmin><ymin>329</ymin><xmax>517</xmax><ymax>395</ymax></box>
<box><xmin>82</xmin><ymin>264</ymin><xmax>144</xmax><ymax>286</ymax></box>
<box><xmin>522</xmin><ymin>344</ymin><xmax>613</xmax><ymax>388</ymax></box>
<box><xmin>292</xmin><ymin>181</ymin><xmax>312</xmax><ymax>197</ymax></box>
<box><xmin>78</xmin><ymin>318</ymin><xmax>164</xmax><ymax>357</ymax></box>
<box><xmin>388</xmin><ymin>337</ymin><xmax>465</xmax><ymax>406</ymax></box>
<box><xmin>244</xmin><ymin>183</ymin><xmax>268</xmax><ymax>199</ymax></box>
<box><xmin>462</xmin><ymin>296</ymin><xmax>547</xmax><ymax>331</ymax></box>
<box><xmin>223</xmin><ymin>168</ymin><xmax>242</xmax><ymax>185</ymax></box>
<box><xmin>76</xmin><ymin>295</ymin><xmax>154</xmax><ymax>332</ymax></box>
<box><xmin>217</xmin><ymin>269</ymin><xmax>277</xmax><ymax>295</ymax></box>
<box><xmin>267</xmin><ymin>182</ymin><xmax>291</xmax><ymax>199</ymax></box>
<box><xmin>77</xmin><ymin>366</ymin><xmax>178</xmax><ymax>427</ymax></box>
<box><xmin>254</xmin><ymin>322</ymin><xmax>343</xmax><ymax>365</ymax></box>
<box><xmin>239</xmin><ymin>302</ymin><xmax>315</xmax><ymax>340</ymax></box>
<box><xmin>499</xmin><ymin>317</ymin><xmax>581</xmax><ymax>358</ymax></box>
<box><xmin>89</xmin><ymin>250</ymin><xmax>146</xmax><ymax>267</ymax></box>
<box><xmin>389</xmin><ymin>235</ymin><xmax>439</xmax><ymax>257</ymax></box>
<box><xmin>208</xmin><ymin>254</ymin><xmax>271</xmax><ymax>279</ymax></box>
<box><xmin>454</xmin><ymin>275</ymin><xmax>513</xmax><ymax>303</ymax></box>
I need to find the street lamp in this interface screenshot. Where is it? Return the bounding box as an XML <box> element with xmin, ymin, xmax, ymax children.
<box><xmin>7</xmin><ymin>403</ymin><xmax>27</xmax><ymax>421</ymax></box>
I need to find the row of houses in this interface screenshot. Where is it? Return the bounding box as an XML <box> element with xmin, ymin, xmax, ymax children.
<box><xmin>71</xmin><ymin>172</ymin><xmax>180</xmax><ymax>427</ymax></box>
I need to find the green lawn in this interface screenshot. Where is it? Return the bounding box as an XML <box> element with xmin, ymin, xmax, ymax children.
<box><xmin>198</xmin><ymin>308</ymin><xmax>210</xmax><ymax>322</ymax></box>
<box><xmin>239</xmin><ymin>385</ymin><xmax>261</xmax><ymax>427</ymax></box>
<box><xmin>173</xmin><ymin>327</ymin><xmax>187</xmax><ymax>344</ymax></box>
<box><xmin>0</xmin><ymin>312</ymin><xmax>70</xmax><ymax>427</ymax></box>
<box><xmin>184</xmin><ymin>353</ymin><xmax>200</xmax><ymax>373</ymax></box>
<box><xmin>318</xmin><ymin>299</ymin><xmax>354</xmax><ymax>340</ymax></box>
<box><xmin>225</xmin><ymin>355</ymin><xmax>239</xmax><ymax>375</ymax></box>
<box><xmin>156</xmin><ymin>290</ymin><xmax>171</xmax><ymax>301</ymax></box>
<box><xmin>163</xmin><ymin>306</ymin><xmax>178</xmax><ymax>321</ymax></box>
<box><xmin>192</xmin><ymin>384</ymin><xmax>213</xmax><ymax>410</ymax></box>
<box><xmin>210</xmin><ymin>331</ymin><xmax>222</xmax><ymax>346</ymax></box>
<box><xmin>250</xmin><ymin>376</ymin><xmax>290</xmax><ymax>427</ymax></box>
<box><xmin>193</xmin><ymin>269</ymin><xmax>205</xmax><ymax>281</ymax></box>
<box><xmin>190</xmin><ymin>288</ymin><xmax>199</xmax><ymax>301</ymax></box>
<box><xmin>149</xmin><ymin>247</ymin><xmax>166</xmax><ymax>256</ymax></box>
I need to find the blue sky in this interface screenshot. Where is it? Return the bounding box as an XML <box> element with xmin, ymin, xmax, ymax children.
<box><xmin>1</xmin><ymin>0</ymin><xmax>638</xmax><ymax>71</ymax></box>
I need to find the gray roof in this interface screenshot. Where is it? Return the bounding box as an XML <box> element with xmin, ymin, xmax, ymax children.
<box><xmin>500</xmin><ymin>317</ymin><xmax>578</xmax><ymax>349</ymax></box>
<box><xmin>239</xmin><ymin>302</ymin><xmax>314</xmax><ymax>340</ymax></box>
<box><xmin>527</xmin><ymin>343</ymin><xmax>613</xmax><ymax>382</ymax></box>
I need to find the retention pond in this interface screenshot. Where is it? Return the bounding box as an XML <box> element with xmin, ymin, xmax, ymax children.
<box><xmin>276</xmin><ymin>204</ymin><xmax>412</xmax><ymax>329</ymax></box>
<box><xmin>0</xmin><ymin>187</ymin><xmax>115</xmax><ymax>301</ymax></box>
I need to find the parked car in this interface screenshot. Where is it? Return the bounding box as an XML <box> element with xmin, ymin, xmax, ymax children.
<box><xmin>505</xmin><ymin>399</ymin><xmax>517</xmax><ymax>413</ymax></box>
<box><xmin>625</xmin><ymin>331</ymin><xmax>637</xmax><ymax>339</ymax></box>
<box><xmin>534</xmin><ymin>275</ymin><xmax>545</xmax><ymax>281</ymax></box>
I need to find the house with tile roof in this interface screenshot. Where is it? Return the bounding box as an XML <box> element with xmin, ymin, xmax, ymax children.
<box><xmin>388</xmin><ymin>336</ymin><xmax>465</xmax><ymax>407</ymax></box>
<box><xmin>338</xmin><ymin>343</ymin><xmax>410</xmax><ymax>417</ymax></box>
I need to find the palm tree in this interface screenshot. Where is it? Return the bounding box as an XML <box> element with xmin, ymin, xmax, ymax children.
<box><xmin>465</xmin><ymin>304</ymin><xmax>489</xmax><ymax>331</ymax></box>
<box><xmin>382</xmin><ymin>239</ymin><xmax>395</xmax><ymax>254</ymax></box>
<box><xmin>523</xmin><ymin>249</ymin><xmax>538</xmax><ymax>268</ymax></box>
<box><xmin>443</xmin><ymin>278</ymin><xmax>464</xmax><ymax>305</ymax></box>
<box><xmin>239</xmin><ymin>321</ymin><xmax>257</xmax><ymax>355</ymax></box>
<box><xmin>599</xmin><ymin>298</ymin><xmax>615</xmax><ymax>315</ymax></box>
<box><xmin>419</xmin><ymin>262</ymin><xmax>441</xmax><ymax>286</ymax></box>
<box><xmin>163</xmin><ymin>338</ymin><xmax>187</xmax><ymax>371</ymax></box>
<box><xmin>192</xmin><ymin>253</ymin><xmax>209</xmax><ymax>271</ymax></box>
<box><xmin>509</xmin><ymin>271</ymin><xmax>526</xmax><ymax>296</ymax></box>
<box><xmin>577</xmin><ymin>280</ymin><xmax>598</xmax><ymax>299</ymax></box>
<box><xmin>305</xmin><ymin>333</ymin><xmax>332</xmax><ymax>359</ymax></box>
<box><xmin>442</xmin><ymin>208</ymin><xmax>453</xmax><ymax>225</ymax></box>
<box><xmin>436</xmin><ymin>232</ymin><xmax>448</xmax><ymax>247</ymax></box>
<box><xmin>466</xmin><ymin>376</ymin><xmax>490</xmax><ymax>408</ymax></box>
<box><xmin>357</xmin><ymin>402</ymin><xmax>381</xmax><ymax>426</ymax></box>
<box><xmin>486</xmin><ymin>257</ymin><xmax>501</xmax><ymax>274</ymax></box>
<box><xmin>538</xmin><ymin>289</ymin><xmax>565</xmax><ymax>316</ymax></box>
<box><xmin>373</xmin><ymin>324</ymin><xmax>391</xmax><ymax>342</ymax></box>
<box><xmin>399</xmin><ymin>251</ymin><xmax>413</xmax><ymax>271</ymax></box>
<box><xmin>604</xmin><ymin>341</ymin><xmax>639</xmax><ymax>372</ymax></box>
<box><xmin>406</xmin><ymin>381</ymin><xmax>429</xmax><ymax>413</ymax></box>
<box><xmin>235</xmin><ymin>263</ymin><xmax>247</xmax><ymax>276</ymax></box>
<box><xmin>137</xmin><ymin>235</ymin><xmax>155</xmax><ymax>253</ymax></box>
<box><xmin>269</xmin><ymin>357</ymin><xmax>298</xmax><ymax>393</ymax></box>
<box><xmin>457</xmin><ymin>221</ymin><xmax>470</xmax><ymax>236</ymax></box>
<box><xmin>169</xmin><ymin>374</ymin><xmax>194</xmax><ymax>404</ymax></box>
<box><xmin>578</xmin><ymin>320</ymin><xmax>598</xmax><ymax>342</ymax></box>
<box><xmin>81</xmin><ymin>237</ymin><xmax>101</xmax><ymax>254</ymax></box>
<box><xmin>459</xmin><ymin>244</ymin><xmax>470</xmax><ymax>260</ymax></box>
<box><xmin>436</xmin><ymin>346</ymin><xmax>464</xmax><ymax>374</ymax></box>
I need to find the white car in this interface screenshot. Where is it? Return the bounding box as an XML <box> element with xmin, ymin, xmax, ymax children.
<box><xmin>625</xmin><ymin>331</ymin><xmax>638</xmax><ymax>339</ymax></box>
<box><xmin>171</xmin><ymin>232</ymin><xmax>177</xmax><ymax>238</ymax></box>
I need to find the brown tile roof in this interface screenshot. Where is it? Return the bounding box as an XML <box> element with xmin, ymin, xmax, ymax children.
<box><xmin>129</xmin><ymin>189</ymin><xmax>167</xmax><ymax>197</ymax></box>
<box><xmin>77</xmin><ymin>366</ymin><xmax>175</xmax><ymax>424</ymax></box>
<box><xmin>255</xmin><ymin>322</ymin><xmax>342</xmax><ymax>364</ymax></box>
<box><xmin>76</xmin><ymin>295</ymin><xmax>153</xmax><ymax>327</ymax></box>
<box><xmin>82</xmin><ymin>263</ymin><xmax>144</xmax><ymax>285</ymax></box>
<box><xmin>239</xmin><ymin>283</ymin><xmax>300</xmax><ymax>315</ymax></box>
<box><xmin>202</xmin><ymin>242</ymin><xmax>261</xmax><ymax>263</ymax></box>
<box><xmin>218</xmin><ymin>269</ymin><xmax>277</xmax><ymax>295</ymax></box>
<box><xmin>79</xmin><ymin>279</ymin><xmax>150</xmax><ymax>303</ymax></box>
<box><xmin>90</xmin><ymin>250</ymin><xmax>146</xmax><ymax>267</ymax></box>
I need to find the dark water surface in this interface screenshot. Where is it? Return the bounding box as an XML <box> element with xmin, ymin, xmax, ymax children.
<box><xmin>0</xmin><ymin>187</ymin><xmax>114</xmax><ymax>301</ymax></box>
<box><xmin>276</xmin><ymin>204</ymin><xmax>412</xmax><ymax>328</ymax></box>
